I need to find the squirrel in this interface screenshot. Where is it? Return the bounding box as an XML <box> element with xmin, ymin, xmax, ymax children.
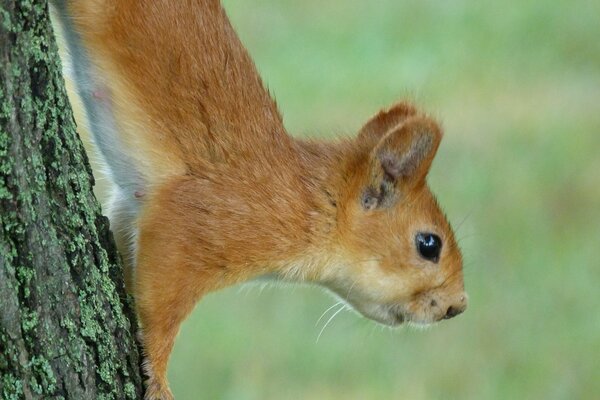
<box><xmin>51</xmin><ymin>1</ymin><xmax>468</xmax><ymax>399</ymax></box>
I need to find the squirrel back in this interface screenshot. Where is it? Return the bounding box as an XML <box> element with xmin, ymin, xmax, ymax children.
<box><xmin>55</xmin><ymin>0</ymin><xmax>291</xmax><ymax>185</ymax></box>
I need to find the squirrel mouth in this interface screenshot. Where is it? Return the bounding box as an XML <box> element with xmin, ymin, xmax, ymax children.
<box><xmin>392</xmin><ymin>312</ymin><xmax>405</xmax><ymax>325</ymax></box>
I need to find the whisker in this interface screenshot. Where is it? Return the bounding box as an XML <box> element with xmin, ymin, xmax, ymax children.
<box><xmin>345</xmin><ymin>278</ymin><xmax>358</xmax><ymax>300</ymax></box>
<box><xmin>454</xmin><ymin>207</ymin><xmax>476</xmax><ymax>234</ymax></box>
<box><xmin>367</xmin><ymin>323</ymin><xmax>378</xmax><ymax>339</ymax></box>
<box><xmin>436</xmin><ymin>267</ymin><xmax>463</xmax><ymax>289</ymax></box>
<box><xmin>316</xmin><ymin>303</ymin><xmax>346</xmax><ymax>343</ymax></box>
<box><xmin>315</xmin><ymin>301</ymin><xmax>343</xmax><ymax>327</ymax></box>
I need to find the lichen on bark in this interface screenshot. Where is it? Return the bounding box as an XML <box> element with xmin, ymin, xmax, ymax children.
<box><xmin>0</xmin><ymin>1</ymin><xmax>143</xmax><ymax>399</ymax></box>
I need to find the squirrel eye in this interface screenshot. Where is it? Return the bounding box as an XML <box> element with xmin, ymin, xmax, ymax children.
<box><xmin>415</xmin><ymin>233</ymin><xmax>442</xmax><ymax>263</ymax></box>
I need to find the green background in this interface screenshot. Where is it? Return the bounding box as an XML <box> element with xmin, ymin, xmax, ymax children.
<box><xmin>168</xmin><ymin>1</ymin><xmax>600</xmax><ymax>399</ymax></box>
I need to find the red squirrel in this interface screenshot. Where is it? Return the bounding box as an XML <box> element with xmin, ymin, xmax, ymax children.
<box><xmin>52</xmin><ymin>1</ymin><xmax>467</xmax><ymax>398</ymax></box>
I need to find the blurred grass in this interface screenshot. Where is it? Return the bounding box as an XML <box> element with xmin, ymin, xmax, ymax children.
<box><xmin>168</xmin><ymin>1</ymin><xmax>600</xmax><ymax>399</ymax></box>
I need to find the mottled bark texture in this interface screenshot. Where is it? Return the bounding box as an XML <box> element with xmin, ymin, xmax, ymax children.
<box><xmin>0</xmin><ymin>1</ymin><xmax>144</xmax><ymax>399</ymax></box>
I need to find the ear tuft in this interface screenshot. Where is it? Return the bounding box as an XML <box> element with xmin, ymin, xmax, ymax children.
<box><xmin>358</xmin><ymin>102</ymin><xmax>417</xmax><ymax>143</ymax></box>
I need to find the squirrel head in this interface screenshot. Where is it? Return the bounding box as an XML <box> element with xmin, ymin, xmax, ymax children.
<box><xmin>321</xmin><ymin>103</ymin><xmax>467</xmax><ymax>326</ymax></box>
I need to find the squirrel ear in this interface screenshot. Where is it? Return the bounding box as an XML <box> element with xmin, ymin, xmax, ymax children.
<box><xmin>358</xmin><ymin>102</ymin><xmax>417</xmax><ymax>144</ymax></box>
<box><xmin>361</xmin><ymin>116</ymin><xmax>442</xmax><ymax>210</ymax></box>
<box><xmin>375</xmin><ymin>116</ymin><xmax>442</xmax><ymax>182</ymax></box>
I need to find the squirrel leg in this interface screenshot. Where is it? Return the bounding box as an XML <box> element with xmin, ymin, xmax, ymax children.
<box><xmin>133</xmin><ymin>178</ymin><xmax>229</xmax><ymax>399</ymax></box>
<box><xmin>135</xmin><ymin>256</ymin><xmax>207</xmax><ymax>400</ymax></box>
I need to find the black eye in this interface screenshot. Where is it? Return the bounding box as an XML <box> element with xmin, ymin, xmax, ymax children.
<box><xmin>415</xmin><ymin>233</ymin><xmax>442</xmax><ymax>263</ymax></box>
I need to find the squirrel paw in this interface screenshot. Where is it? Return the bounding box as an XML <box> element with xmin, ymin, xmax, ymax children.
<box><xmin>144</xmin><ymin>378</ymin><xmax>174</xmax><ymax>400</ymax></box>
<box><xmin>142</xmin><ymin>352</ymin><xmax>174</xmax><ymax>400</ymax></box>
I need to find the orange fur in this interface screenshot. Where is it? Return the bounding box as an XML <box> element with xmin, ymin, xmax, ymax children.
<box><xmin>59</xmin><ymin>1</ymin><xmax>467</xmax><ymax>398</ymax></box>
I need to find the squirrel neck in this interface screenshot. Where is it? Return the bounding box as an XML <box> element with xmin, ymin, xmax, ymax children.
<box><xmin>267</xmin><ymin>136</ymin><xmax>361</xmax><ymax>280</ymax></box>
<box><xmin>172</xmin><ymin>133</ymin><xmax>367</xmax><ymax>283</ymax></box>
<box><xmin>295</xmin><ymin>137</ymin><xmax>352</xmax><ymax>212</ymax></box>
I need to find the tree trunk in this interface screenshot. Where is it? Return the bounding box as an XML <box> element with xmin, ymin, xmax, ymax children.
<box><xmin>0</xmin><ymin>1</ymin><xmax>144</xmax><ymax>399</ymax></box>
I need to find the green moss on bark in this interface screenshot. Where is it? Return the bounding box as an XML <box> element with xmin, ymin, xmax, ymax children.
<box><xmin>0</xmin><ymin>1</ymin><xmax>143</xmax><ymax>398</ymax></box>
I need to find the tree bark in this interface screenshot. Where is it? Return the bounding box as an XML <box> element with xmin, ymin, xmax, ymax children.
<box><xmin>0</xmin><ymin>1</ymin><xmax>144</xmax><ymax>399</ymax></box>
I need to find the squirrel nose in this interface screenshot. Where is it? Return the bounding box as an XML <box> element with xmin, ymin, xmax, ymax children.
<box><xmin>443</xmin><ymin>305</ymin><xmax>464</xmax><ymax>319</ymax></box>
<box><xmin>443</xmin><ymin>294</ymin><xmax>468</xmax><ymax>320</ymax></box>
